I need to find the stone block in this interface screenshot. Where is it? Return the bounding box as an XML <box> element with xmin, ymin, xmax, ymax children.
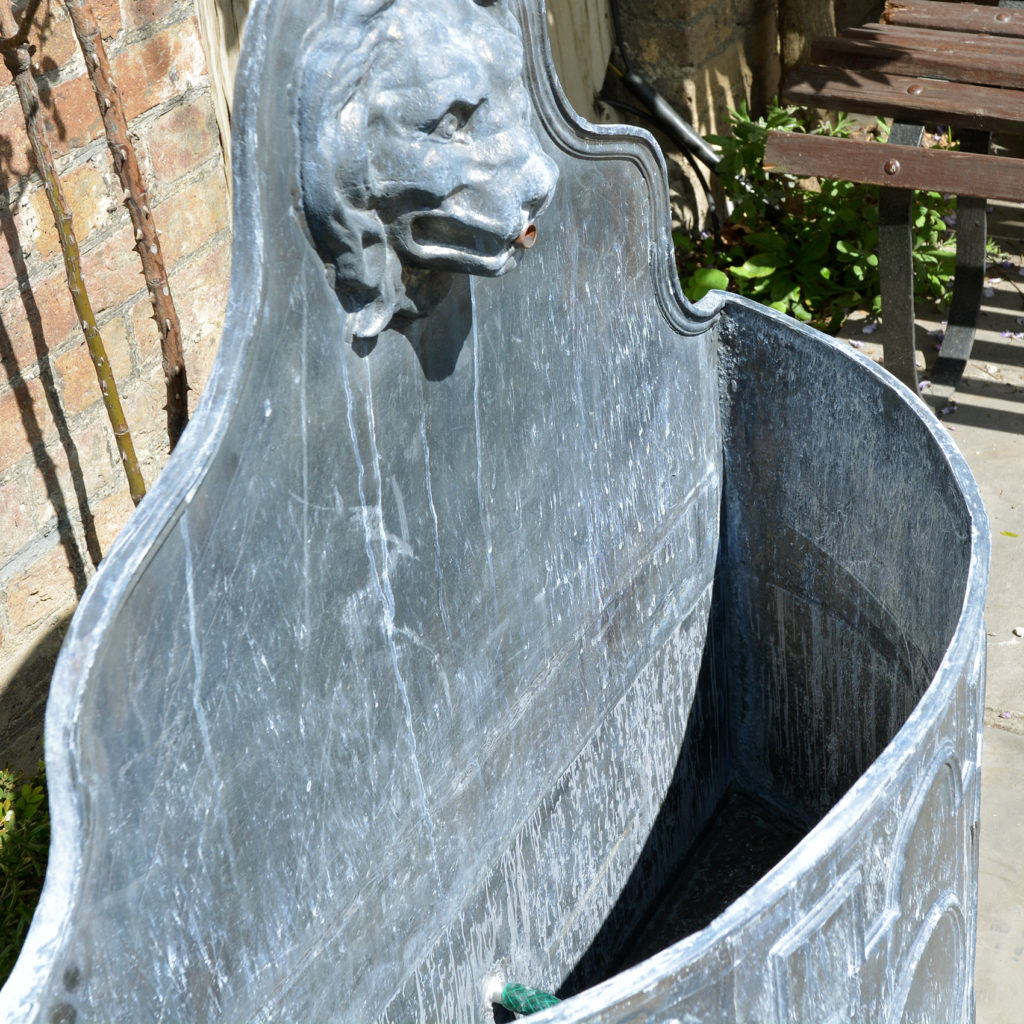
<box><xmin>111</xmin><ymin>19</ymin><xmax>208</xmax><ymax>122</ymax></box>
<box><xmin>0</xmin><ymin>377</ymin><xmax>56</xmax><ymax>468</ymax></box>
<box><xmin>150</xmin><ymin>169</ymin><xmax>229</xmax><ymax>265</ymax></box>
<box><xmin>29</xmin><ymin>159</ymin><xmax>117</xmax><ymax>262</ymax></box>
<box><xmin>6</xmin><ymin>544</ymin><xmax>78</xmax><ymax>634</ymax></box>
<box><xmin>78</xmin><ymin>223</ymin><xmax>146</xmax><ymax>315</ymax></box>
<box><xmin>145</xmin><ymin>95</ymin><xmax>222</xmax><ymax>189</ymax></box>
<box><xmin>54</xmin><ymin>316</ymin><xmax>132</xmax><ymax>418</ymax></box>
<box><xmin>0</xmin><ymin>271</ymin><xmax>81</xmax><ymax>371</ymax></box>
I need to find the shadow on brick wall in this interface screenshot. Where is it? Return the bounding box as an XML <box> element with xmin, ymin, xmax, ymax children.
<box><xmin>0</xmin><ymin>168</ymin><xmax>103</xmax><ymax>596</ymax></box>
<box><xmin>0</xmin><ymin>610</ymin><xmax>70</xmax><ymax>776</ymax></box>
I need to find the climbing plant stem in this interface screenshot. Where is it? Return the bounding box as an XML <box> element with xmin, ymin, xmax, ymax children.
<box><xmin>64</xmin><ymin>0</ymin><xmax>190</xmax><ymax>450</ymax></box>
<box><xmin>0</xmin><ymin>1</ymin><xmax>146</xmax><ymax>505</ymax></box>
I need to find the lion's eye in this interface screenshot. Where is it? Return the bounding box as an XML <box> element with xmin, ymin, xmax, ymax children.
<box><xmin>427</xmin><ymin>101</ymin><xmax>481</xmax><ymax>141</ymax></box>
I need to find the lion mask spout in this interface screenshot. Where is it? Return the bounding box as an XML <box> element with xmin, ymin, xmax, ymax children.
<box><xmin>298</xmin><ymin>0</ymin><xmax>559</xmax><ymax>341</ymax></box>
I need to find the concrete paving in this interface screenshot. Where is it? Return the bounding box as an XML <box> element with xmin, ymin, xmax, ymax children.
<box><xmin>841</xmin><ymin>230</ymin><xmax>1024</xmax><ymax>1023</ymax></box>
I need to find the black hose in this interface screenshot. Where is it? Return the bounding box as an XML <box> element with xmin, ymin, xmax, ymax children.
<box><xmin>618</xmin><ymin>70</ymin><xmax>721</xmax><ymax>170</ymax></box>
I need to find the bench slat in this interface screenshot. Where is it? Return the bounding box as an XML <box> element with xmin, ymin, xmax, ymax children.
<box><xmin>812</xmin><ymin>26</ymin><xmax>1024</xmax><ymax>89</ymax></box>
<box><xmin>763</xmin><ymin>130</ymin><xmax>1024</xmax><ymax>203</ymax></box>
<box><xmin>782</xmin><ymin>66</ymin><xmax>1024</xmax><ymax>135</ymax></box>
<box><xmin>842</xmin><ymin>22</ymin><xmax>1024</xmax><ymax>58</ymax></box>
<box><xmin>883</xmin><ymin>0</ymin><xmax>1024</xmax><ymax>38</ymax></box>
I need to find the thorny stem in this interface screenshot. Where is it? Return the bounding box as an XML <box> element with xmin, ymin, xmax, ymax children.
<box><xmin>0</xmin><ymin>0</ymin><xmax>43</xmax><ymax>51</ymax></box>
<box><xmin>64</xmin><ymin>0</ymin><xmax>190</xmax><ymax>450</ymax></box>
<box><xmin>0</xmin><ymin>0</ymin><xmax>146</xmax><ymax>505</ymax></box>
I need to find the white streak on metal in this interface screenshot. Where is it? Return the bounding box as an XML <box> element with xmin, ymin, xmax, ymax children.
<box><xmin>420</xmin><ymin>406</ymin><xmax>454</xmax><ymax>646</ymax></box>
<box><xmin>359</xmin><ymin>354</ymin><xmax>442</xmax><ymax>889</ymax></box>
<box><xmin>181</xmin><ymin>514</ymin><xmax>239</xmax><ymax>885</ymax></box>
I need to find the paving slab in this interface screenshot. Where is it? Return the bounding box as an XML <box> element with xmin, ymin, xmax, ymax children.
<box><xmin>977</xmin><ymin>727</ymin><xmax>1024</xmax><ymax>1024</ymax></box>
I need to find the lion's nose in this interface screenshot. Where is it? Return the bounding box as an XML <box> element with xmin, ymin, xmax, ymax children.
<box><xmin>520</xmin><ymin>148</ymin><xmax>559</xmax><ymax>221</ymax></box>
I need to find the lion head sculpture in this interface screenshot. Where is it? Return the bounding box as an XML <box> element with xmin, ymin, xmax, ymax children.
<box><xmin>297</xmin><ymin>0</ymin><xmax>559</xmax><ymax>341</ymax></box>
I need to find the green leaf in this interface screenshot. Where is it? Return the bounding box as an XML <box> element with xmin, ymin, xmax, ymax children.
<box><xmin>731</xmin><ymin>254</ymin><xmax>781</xmax><ymax>279</ymax></box>
<box><xmin>686</xmin><ymin>267</ymin><xmax>730</xmax><ymax>300</ymax></box>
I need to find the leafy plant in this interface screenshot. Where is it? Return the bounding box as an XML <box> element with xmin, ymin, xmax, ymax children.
<box><xmin>1</xmin><ymin>763</ymin><xmax>49</xmax><ymax>987</ymax></box>
<box><xmin>678</xmin><ymin>101</ymin><xmax>958</xmax><ymax>332</ymax></box>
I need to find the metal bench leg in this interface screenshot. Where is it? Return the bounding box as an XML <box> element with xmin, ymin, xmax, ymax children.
<box><xmin>878</xmin><ymin>121</ymin><xmax>925</xmax><ymax>391</ymax></box>
<box><xmin>929</xmin><ymin>129</ymin><xmax>991</xmax><ymax>402</ymax></box>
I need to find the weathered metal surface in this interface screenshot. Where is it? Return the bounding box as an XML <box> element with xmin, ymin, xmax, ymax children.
<box><xmin>0</xmin><ymin>1</ymin><xmax>988</xmax><ymax>1022</ymax></box>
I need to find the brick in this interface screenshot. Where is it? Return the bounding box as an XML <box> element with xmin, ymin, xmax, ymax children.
<box><xmin>0</xmin><ymin>467</ymin><xmax>51</xmax><ymax>564</ymax></box>
<box><xmin>0</xmin><ymin>270</ymin><xmax>81</xmax><ymax>370</ymax></box>
<box><xmin>0</xmin><ymin>377</ymin><xmax>57</xmax><ymax>469</ymax></box>
<box><xmin>36</xmin><ymin>73</ymin><xmax>105</xmax><ymax>157</ymax></box>
<box><xmin>171</xmin><ymin>237</ymin><xmax>229</xmax><ymax>342</ymax></box>
<box><xmin>151</xmin><ymin>171</ymin><xmax>229</xmax><ymax>266</ymax></box>
<box><xmin>90</xmin><ymin>487</ymin><xmax>135</xmax><ymax>557</ymax></box>
<box><xmin>121</xmin><ymin>368</ymin><xmax>174</xmax><ymax>480</ymax></box>
<box><xmin>133</xmin><ymin>235</ymin><xmax>229</xmax><ymax>369</ymax></box>
<box><xmin>131</xmin><ymin>291</ymin><xmax>160</xmax><ymax>358</ymax></box>
<box><xmin>93</xmin><ymin>0</ymin><xmax>123</xmax><ymax>40</ymax></box>
<box><xmin>0</xmin><ymin>207</ymin><xmax>21</xmax><ymax>292</ymax></box>
<box><xmin>53</xmin><ymin>409</ymin><xmax>119</xmax><ymax>499</ymax></box>
<box><xmin>113</xmin><ymin>20</ymin><xmax>208</xmax><ymax>122</ymax></box>
<box><xmin>55</xmin><ymin>317</ymin><xmax>132</xmax><ymax>417</ymax></box>
<box><xmin>146</xmin><ymin>96</ymin><xmax>221</xmax><ymax>189</ymax></box>
<box><xmin>0</xmin><ymin>100</ymin><xmax>36</xmax><ymax>185</ymax></box>
<box><xmin>6</xmin><ymin>545</ymin><xmax>79</xmax><ymax>634</ymax></box>
<box><xmin>78</xmin><ymin>223</ymin><xmax>146</xmax><ymax>314</ymax></box>
<box><xmin>29</xmin><ymin>160</ymin><xmax>117</xmax><ymax>261</ymax></box>
<box><xmin>124</xmin><ymin>0</ymin><xmax>182</xmax><ymax>31</ymax></box>
<box><xmin>0</xmin><ymin>71</ymin><xmax>110</xmax><ymax>184</ymax></box>
<box><xmin>185</xmin><ymin>321</ymin><xmax>221</xmax><ymax>405</ymax></box>
<box><xmin>173</xmin><ymin>238</ymin><xmax>231</xmax><ymax>394</ymax></box>
<box><xmin>99</xmin><ymin>312</ymin><xmax>134</xmax><ymax>380</ymax></box>
<box><xmin>26</xmin><ymin>6</ymin><xmax>79</xmax><ymax>73</ymax></box>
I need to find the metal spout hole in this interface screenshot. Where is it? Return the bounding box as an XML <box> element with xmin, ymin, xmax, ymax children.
<box><xmin>513</xmin><ymin>224</ymin><xmax>538</xmax><ymax>249</ymax></box>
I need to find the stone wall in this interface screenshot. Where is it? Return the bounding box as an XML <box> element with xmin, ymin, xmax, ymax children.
<box><xmin>0</xmin><ymin>0</ymin><xmax>231</xmax><ymax>772</ymax></box>
<box><xmin>611</xmin><ymin>0</ymin><xmax>781</xmax><ymax>139</ymax></box>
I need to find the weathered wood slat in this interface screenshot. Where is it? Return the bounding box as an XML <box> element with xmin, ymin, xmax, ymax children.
<box><xmin>883</xmin><ymin>0</ymin><xmax>1024</xmax><ymax>38</ymax></box>
<box><xmin>843</xmin><ymin>22</ymin><xmax>1024</xmax><ymax>57</ymax></box>
<box><xmin>782</xmin><ymin>66</ymin><xmax>1024</xmax><ymax>134</ymax></box>
<box><xmin>764</xmin><ymin>130</ymin><xmax>1024</xmax><ymax>202</ymax></box>
<box><xmin>811</xmin><ymin>26</ymin><xmax>1024</xmax><ymax>89</ymax></box>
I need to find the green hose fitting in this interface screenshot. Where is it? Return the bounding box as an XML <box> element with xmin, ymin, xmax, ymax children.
<box><xmin>497</xmin><ymin>982</ymin><xmax>561</xmax><ymax>1016</ymax></box>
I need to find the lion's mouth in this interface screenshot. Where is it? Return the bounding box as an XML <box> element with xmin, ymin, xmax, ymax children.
<box><xmin>407</xmin><ymin>213</ymin><xmax>523</xmax><ymax>274</ymax></box>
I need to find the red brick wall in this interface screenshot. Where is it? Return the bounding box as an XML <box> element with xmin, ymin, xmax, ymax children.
<box><xmin>0</xmin><ymin>0</ymin><xmax>231</xmax><ymax>771</ymax></box>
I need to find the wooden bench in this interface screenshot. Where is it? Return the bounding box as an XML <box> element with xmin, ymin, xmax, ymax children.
<box><xmin>764</xmin><ymin>0</ymin><xmax>1024</xmax><ymax>398</ymax></box>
